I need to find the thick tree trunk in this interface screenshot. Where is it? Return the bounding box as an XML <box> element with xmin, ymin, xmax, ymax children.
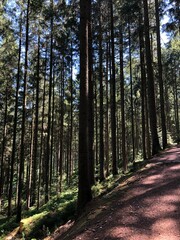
<box><xmin>59</xmin><ymin>63</ymin><xmax>64</xmax><ymax>192</ymax></box>
<box><xmin>142</xmin><ymin>0</ymin><xmax>161</xmax><ymax>155</ymax></box>
<box><xmin>77</xmin><ymin>0</ymin><xmax>92</xmax><ymax>213</ymax></box>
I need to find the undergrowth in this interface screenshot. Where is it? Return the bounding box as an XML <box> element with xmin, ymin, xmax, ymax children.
<box><xmin>0</xmin><ymin>189</ymin><xmax>77</xmax><ymax>240</ymax></box>
<box><xmin>1</xmin><ymin>156</ymin><xmax>147</xmax><ymax>240</ymax></box>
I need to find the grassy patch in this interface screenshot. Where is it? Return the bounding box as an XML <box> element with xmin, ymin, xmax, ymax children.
<box><xmin>22</xmin><ymin>190</ymin><xmax>77</xmax><ymax>239</ymax></box>
<box><xmin>1</xmin><ymin>159</ymin><xmax>149</xmax><ymax>240</ymax></box>
<box><xmin>26</xmin><ymin>200</ymin><xmax>77</xmax><ymax>239</ymax></box>
<box><xmin>92</xmin><ymin>174</ymin><xmax>123</xmax><ymax>197</ymax></box>
<box><xmin>0</xmin><ymin>188</ymin><xmax>77</xmax><ymax>240</ymax></box>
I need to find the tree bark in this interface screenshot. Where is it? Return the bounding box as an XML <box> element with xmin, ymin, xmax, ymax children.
<box><xmin>155</xmin><ymin>0</ymin><xmax>167</xmax><ymax>149</ymax></box>
<box><xmin>77</xmin><ymin>0</ymin><xmax>92</xmax><ymax>213</ymax></box>
<box><xmin>128</xmin><ymin>23</ymin><xmax>135</xmax><ymax>161</ymax></box>
<box><xmin>0</xmin><ymin>85</ymin><xmax>8</xmax><ymax>212</ymax></box>
<box><xmin>31</xmin><ymin>33</ymin><xmax>40</xmax><ymax>206</ymax></box>
<box><xmin>17</xmin><ymin>0</ymin><xmax>30</xmax><ymax>222</ymax></box>
<box><xmin>142</xmin><ymin>0</ymin><xmax>161</xmax><ymax>155</ymax></box>
<box><xmin>8</xmin><ymin>14</ymin><xmax>22</xmax><ymax>216</ymax></box>
<box><xmin>45</xmin><ymin>0</ymin><xmax>54</xmax><ymax>203</ymax></box>
<box><xmin>110</xmin><ymin>0</ymin><xmax>118</xmax><ymax>175</ymax></box>
<box><xmin>139</xmin><ymin>17</ymin><xmax>147</xmax><ymax>160</ymax></box>
<box><xmin>99</xmin><ymin>3</ymin><xmax>105</xmax><ymax>182</ymax></box>
<box><xmin>88</xmin><ymin>1</ymin><xmax>95</xmax><ymax>186</ymax></box>
<box><xmin>119</xmin><ymin>25</ymin><xmax>128</xmax><ymax>172</ymax></box>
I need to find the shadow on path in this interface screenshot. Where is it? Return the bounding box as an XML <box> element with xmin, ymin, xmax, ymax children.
<box><xmin>59</xmin><ymin>146</ymin><xmax>180</xmax><ymax>240</ymax></box>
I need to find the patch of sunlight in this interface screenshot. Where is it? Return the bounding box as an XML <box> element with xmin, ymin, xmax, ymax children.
<box><xmin>152</xmin><ymin>218</ymin><xmax>180</xmax><ymax>238</ymax></box>
<box><xmin>20</xmin><ymin>211</ymin><xmax>48</xmax><ymax>235</ymax></box>
<box><xmin>4</xmin><ymin>227</ymin><xmax>19</xmax><ymax>240</ymax></box>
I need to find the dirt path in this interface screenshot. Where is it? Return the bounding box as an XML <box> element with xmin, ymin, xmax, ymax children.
<box><xmin>54</xmin><ymin>145</ymin><xmax>180</xmax><ymax>240</ymax></box>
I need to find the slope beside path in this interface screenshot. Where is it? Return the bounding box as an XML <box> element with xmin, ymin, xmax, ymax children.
<box><xmin>51</xmin><ymin>145</ymin><xmax>180</xmax><ymax>240</ymax></box>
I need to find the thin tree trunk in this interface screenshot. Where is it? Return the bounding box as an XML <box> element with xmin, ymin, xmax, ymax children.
<box><xmin>110</xmin><ymin>0</ymin><xmax>118</xmax><ymax>175</ymax></box>
<box><xmin>31</xmin><ymin>34</ymin><xmax>40</xmax><ymax>206</ymax></box>
<box><xmin>45</xmin><ymin>0</ymin><xmax>53</xmax><ymax>203</ymax></box>
<box><xmin>99</xmin><ymin>4</ymin><xmax>105</xmax><ymax>182</ymax></box>
<box><xmin>8</xmin><ymin>14</ymin><xmax>22</xmax><ymax>217</ymax></box>
<box><xmin>17</xmin><ymin>0</ymin><xmax>30</xmax><ymax>222</ymax></box>
<box><xmin>69</xmin><ymin>41</ymin><xmax>74</xmax><ymax>183</ymax></box>
<box><xmin>50</xmin><ymin>73</ymin><xmax>55</xmax><ymax>191</ymax></box>
<box><xmin>27</xmin><ymin>103</ymin><xmax>35</xmax><ymax>209</ymax></box>
<box><xmin>145</xmin><ymin>75</ymin><xmax>151</xmax><ymax>158</ymax></box>
<box><xmin>95</xmin><ymin>77</ymin><xmax>99</xmax><ymax>168</ymax></box>
<box><xmin>119</xmin><ymin>25</ymin><xmax>128</xmax><ymax>172</ymax></box>
<box><xmin>155</xmin><ymin>0</ymin><xmax>167</xmax><ymax>149</ymax></box>
<box><xmin>173</xmin><ymin>67</ymin><xmax>180</xmax><ymax>141</ymax></box>
<box><xmin>0</xmin><ymin>85</ymin><xmax>8</xmax><ymax>212</ymax></box>
<box><xmin>105</xmin><ymin>39</ymin><xmax>110</xmax><ymax>177</ymax></box>
<box><xmin>128</xmin><ymin>24</ymin><xmax>135</xmax><ymax>161</ymax></box>
<box><xmin>59</xmin><ymin>63</ymin><xmax>64</xmax><ymax>192</ymax></box>
<box><xmin>37</xmin><ymin>45</ymin><xmax>47</xmax><ymax>210</ymax></box>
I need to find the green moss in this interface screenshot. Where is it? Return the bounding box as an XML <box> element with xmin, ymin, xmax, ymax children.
<box><xmin>26</xmin><ymin>200</ymin><xmax>77</xmax><ymax>239</ymax></box>
<box><xmin>0</xmin><ymin>187</ymin><xmax>77</xmax><ymax>240</ymax></box>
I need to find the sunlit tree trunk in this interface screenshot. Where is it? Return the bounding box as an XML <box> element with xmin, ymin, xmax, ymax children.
<box><xmin>142</xmin><ymin>0</ymin><xmax>161</xmax><ymax>155</ymax></box>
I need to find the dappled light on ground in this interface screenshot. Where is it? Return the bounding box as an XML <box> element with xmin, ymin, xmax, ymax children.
<box><xmin>59</xmin><ymin>146</ymin><xmax>180</xmax><ymax>240</ymax></box>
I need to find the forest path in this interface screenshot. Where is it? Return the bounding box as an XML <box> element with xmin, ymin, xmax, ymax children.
<box><xmin>51</xmin><ymin>145</ymin><xmax>180</xmax><ymax>240</ymax></box>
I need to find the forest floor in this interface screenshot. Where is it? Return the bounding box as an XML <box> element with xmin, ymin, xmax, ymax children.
<box><xmin>46</xmin><ymin>145</ymin><xmax>180</xmax><ymax>240</ymax></box>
